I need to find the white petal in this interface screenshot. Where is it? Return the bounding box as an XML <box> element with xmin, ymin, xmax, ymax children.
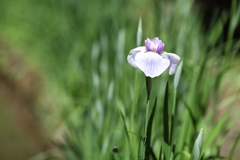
<box><xmin>127</xmin><ymin>47</ymin><xmax>146</xmax><ymax>68</ymax></box>
<box><xmin>127</xmin><ymin>54</ymin><xmax>138</xmax><ymax>68</ymax></box>
<box><xmin>161</xmin><ymin>52</ymin><xmax>181</xmax><ymax>75</ymax></box>
<box><xmin>134</xmin><ymin>52</ymin><xmax>170</xmax><ymax>78</ymax></box>
<box><xmin>129</xmin><ymin>46</ymin><xmax>146</xmax><ymax>55</ymax></box>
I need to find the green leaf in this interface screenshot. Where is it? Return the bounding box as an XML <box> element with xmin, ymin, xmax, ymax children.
<box><xmin>180</xmin><ymin>98</ymin><xmax>197</xmax><ymax>131</ymax></box>
<box><xmin>119</xmin><ymin>110</ymin><xmax>130</xmax><ymax>144</ymax></box>
<box><xmin>174</xmin><ymin>151</ymin><xmax>191</xmax><ymax>159</ymax></box>
<box><xmin>144</xmin><ymin>97</ymin><xmax>157</xmax><ymax>160</ymax></box>
<box><xmin>163</xmin><ymin>82</ymin><xmax>169</xmax><ymax>145</ymax></box>
<box><xmin>158</xmin><ymin>146</ymin><xmax>162</xmax><ymax>160</ymax></box>
<box><xmin>111</xmin><ymin>128</ymin><xmax>141</xmax><ymax>137</ymax></box>
<box><xmin>192</xmin><ymin>129</ymin><xmax>203</xmax><ymax>160</ymax></box>
<box><xmin>138</xmin><ymin>136</ymin><xmax>144</xmax><ymax>160</ymax></box>
<box><xmin>173</xmin><ymin>60</ymin><xmax>183</xmax><ymax>90</ymax></box>
<box><xmin>150</xmin><ymin>147</ymin><xmax>157</xmax><ymax>160</ymax></box>
<box><xmin>137</xmin><ymin>17</ymin><xmax>142</xmax><ymax>46</ymax></box>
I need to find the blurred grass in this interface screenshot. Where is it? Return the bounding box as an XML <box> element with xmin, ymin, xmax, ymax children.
<box><xmin>0</xmin><ymin>0</ymin><xmax>240</xmax><ymax>160</ymax></box>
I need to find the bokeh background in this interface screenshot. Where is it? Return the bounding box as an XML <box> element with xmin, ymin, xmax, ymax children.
<box><xmin>0</xmin><ymin>0</ymin><xmax>240</xmax><ymax>159</ymax></box>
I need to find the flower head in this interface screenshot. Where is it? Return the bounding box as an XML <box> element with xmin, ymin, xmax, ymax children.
<box><xmin>127</xmin><ymin>37</ymin><xmax>180</xmax><ymax>78</ymax></box>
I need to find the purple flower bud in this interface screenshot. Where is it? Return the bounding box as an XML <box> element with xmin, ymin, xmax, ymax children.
<box><xmin>145</xmin><ymin>37</ymin><xmax>164</xmax><ymax>54</ymax></box>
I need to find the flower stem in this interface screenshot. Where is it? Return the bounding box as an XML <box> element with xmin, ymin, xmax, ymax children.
<box><xmin>144</xmin><ymin>77</ymin><xmax>152</xmax><ymax>137</ymax></box>
<box><xmin>145</xmin><ymin>77</ymin><xmax>152</xmax><ymax>102</ymax></box>
<box><xmin>143</xmin><ymin>77</ymin><xmax>152</xmax><ymax>159</ymax></box>
<box><xmin>145</xmin><ymin>100</ymin><xmax>150</xmax><ymax>137</ymax></box>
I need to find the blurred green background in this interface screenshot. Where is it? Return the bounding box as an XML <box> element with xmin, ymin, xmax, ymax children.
<box><xmin>0</xmin><ymin>0</ymin><xmax>240</xmax><ymax>160</ymax></box>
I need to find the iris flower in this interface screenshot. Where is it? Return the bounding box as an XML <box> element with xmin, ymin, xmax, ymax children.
<box><xmin>127</xmin><ymin>37</ymin><xmax>181</xmax><ymax>78</ymax></box>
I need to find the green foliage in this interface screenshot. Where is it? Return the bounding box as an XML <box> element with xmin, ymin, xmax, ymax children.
<box><xmin>0</xmin><ymin>0</ymin><xmax>240</xmax><ymax>160</ymax></box>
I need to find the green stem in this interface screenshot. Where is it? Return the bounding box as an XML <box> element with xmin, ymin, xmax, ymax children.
<box><xmin>145</xmin><ymin>101</ymin><xmax>150</xmax><ymax>137</ymax></box>
<box><xmin>144</xmin><ymin>77</ymin><xmax>152</xmax><ymax>159</ymax></box>
<box><xmin>144</xmin><ymin>76</ymin><xmax>152</xmax><ymax>136</ymax></box>
<box><xmin>145</xmin><ymin>77</ymin><xmax>152</xmax><ymax>102</ymax></box>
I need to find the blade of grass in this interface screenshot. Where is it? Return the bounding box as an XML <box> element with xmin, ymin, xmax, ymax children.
<box><xmin>138</xmin><ymin>136</ymin><xmax>144</xmax><ymax>160</ymax></box>
<box><xmin>111</xmin><ymin>128</ymin><xmax>141</xmax><ymax>137</ymax></box>
<box><xmin>137</xmin><ymin>17</ymin><xmax>142</xmax><ymax>47</ymax></box>
<box><xmin>131</xmin><ymin>69</ymin><xmax>140</xmax><ymax>131</ymax></box>
<box><xmin>202</xmin><ymin>90</ymin><xmax>240</xmax><ymax>154</ymax></box>
<box><xmin>158</xmin><ymin>145</ymin><xmax>162</xmax><ymax>160</ymax></box>
<box><xmin>144</xmin><ymin>97</ymin><xmax>157</xmax><ymax>160</ymax></box>
<box><xmin>174</xmin><ymin>151</ymin><xmax>191</xmax><ymax>159</ymax></box>
<box><xmin>119</xmin><ymin>110</ymin><xmax>130</xmax><ymax>145</ymax></box>
<box><xmin>162</xmin><ymin>82</ymin><xmax>171</xmax><ymax>160</ymax></box>
<box><xmin>150</xmin><ymin>147</ymin><xmax>157</xmax><ymax>160</ymax></box>
<box><xmin>179</xmin><ymin>98</ymin><xmax>197</xmax><ymax>131</ymax></box>
<box><xmin>163</xmin><ymin>82</ymin><xmax>169</xmax><ymax>145</ymax></box>
<box><xmin>170</xmin><ymin>90</ymin><xmax>177</xmax><ymax>149</ymax></box>
<box><xmin>132</xmin><ymin>17</ymin><xmax>143</xmax><ymax>131</ymax></box>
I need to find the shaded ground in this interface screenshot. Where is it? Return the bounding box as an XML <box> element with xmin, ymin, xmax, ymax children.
<box><xmin>0</xmin><ymin>40</ymin><xmax>47</xmax><ymax>160</ymax></box>
<box><xmin>218</xmin><ymin>63</ymin><xmax>240</xmax><ymax>160</ymax></box>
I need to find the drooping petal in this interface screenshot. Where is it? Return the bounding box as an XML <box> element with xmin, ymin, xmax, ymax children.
<box><xmin>134</xmin><ymin>52</ymin><xmax>170</xmax><ymax>78</ymax></box>
<box><xmin>128</xmin><ymin>47</ymin><xmax>146</xmax><ymax>68</ymax></box>
<box><xmin>127</xmin><ymin>54</ymin><xmax>138</xmax><ymax>68</ymax></box>
<box><xmin>161</xmin><ymin>52</ymin><xmax>181</xmax><ymax>75</ymax></box>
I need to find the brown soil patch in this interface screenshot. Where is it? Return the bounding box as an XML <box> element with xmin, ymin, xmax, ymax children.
<box><xmin>0</xmin><ymin>40</ymin><xmax>47</xmax><ymax>160</ymax></box>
